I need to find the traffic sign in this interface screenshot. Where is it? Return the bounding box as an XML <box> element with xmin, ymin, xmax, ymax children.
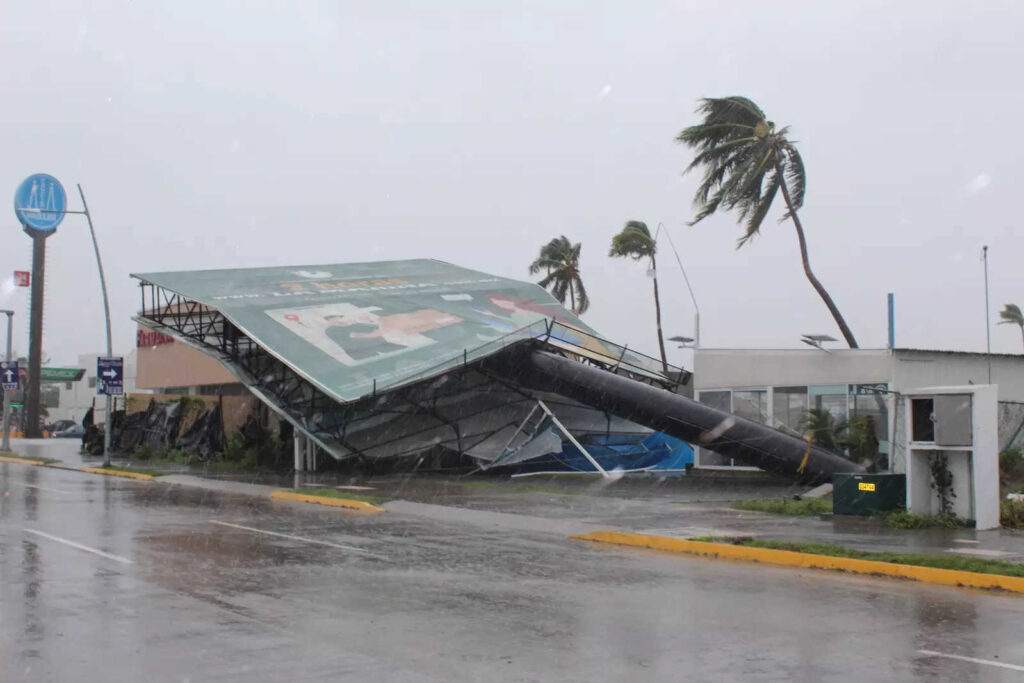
<box><xmin>40</xmin><ymin>367</ymin><xmax>86</xmax><ymax>382</ymax></box>
<box><xmin>13</xmin><ymin>271</ymin><xmax>29</xmax><ymax>287</ymax></box>
<box><xmin>0</xmin><ymin>361</ymin><xmax>19</xmax><ymax>391</ymax></box>
<box><xmin>14</xmin><ymin>174</ymin><xmax>67</xmax><ymax>232</ymax></box>
<box><xmin>96</xmin><ymin>356</ymin><xmax>124</xmax><ymax>396</ymax></box>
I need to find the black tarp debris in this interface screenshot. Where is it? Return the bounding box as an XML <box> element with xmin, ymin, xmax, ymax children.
<box><xmin>174</xmin><ymin>401</ymin><xmax>224</xmax><ymax>462</ymax></box>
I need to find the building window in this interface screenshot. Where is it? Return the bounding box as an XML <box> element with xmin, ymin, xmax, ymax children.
<box><xmin>88</xmin><ymin>377</ymin><xmax>97</xmax><ymax>389</ymax></box>
<box><xmin>773</xmin><ymin>386</ymin><xmax>808</xmax><ymax>433</ymax></box>
<box><xmin>851</xmin><ymin>384</ymin><xmax>890</xmax><ymax>469</ymax></box>
<box><xmin>733</xmin><ymin>389</ymin><xmax>768</xmax><ymax>424</ymax></box>
<box><xmin>809</xmin><ymin>384</ymin><xmax>848</xmax><ymax>423</ymax></box>
<box><xmin>65</xmin><ymin>382</ymin><xmax>73</xmax><ymax>390</ymax></box>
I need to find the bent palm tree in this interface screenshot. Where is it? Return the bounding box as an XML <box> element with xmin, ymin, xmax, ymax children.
<box><xmin>528</xmin><ymin>235</ymin><xmax>590</xmax><ymax>314</ymax></box>
<box><xmin>609</xmin><ymin>221</ymin><xmax>668</xmax><ymax>373</ymax></box>
<box><xmin>677</xmin><ymin>96</ymin><xmax>858</xmax><ymax>348</ymax></box>
<box><xmin>999</xmin><ymin>303</ymin><xmax>1024</xmax><ymax>351</ymax></box>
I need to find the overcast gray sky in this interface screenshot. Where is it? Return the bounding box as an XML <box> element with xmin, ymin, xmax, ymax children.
<box><xmin>2</xmin><ymin>1</ymin><xmax>1022</xmax><ymax>367</ymax></box>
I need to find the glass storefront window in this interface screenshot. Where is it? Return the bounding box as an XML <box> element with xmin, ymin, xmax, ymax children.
<box><xmin>733</xmin><ymin>389</ymin><xmax>767</xmax><ymax>424</ymax></box>
<box><xmin>850</xmin><ymin>383</ymin><xmax>890</xmax><ymax>469</ymax></box>
<box><xmin>772</xmin><ymin>386</ymin><xmax>807</xmax><ymax>433</ymax></box>
<box><xmin>809</xmin><ymin>384</ymin><xmax>848</xmax><ymax>423</ymax></box>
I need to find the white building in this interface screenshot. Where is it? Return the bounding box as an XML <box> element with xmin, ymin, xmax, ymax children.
<box><xmin>49</xmin><ymin>350</ymin><xmax>143</xmax><ymax>424</ymax></box>
<box><xmin>692</xmin><ymin>347</ymin><xmax>1024</xmax><ymax>473</ymax></box>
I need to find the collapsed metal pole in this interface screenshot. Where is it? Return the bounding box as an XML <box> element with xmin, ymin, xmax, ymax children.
<box><xmin>486</xmin><ymin>349</ymin><xmax>863</xmax><ymax>484</ymax></box>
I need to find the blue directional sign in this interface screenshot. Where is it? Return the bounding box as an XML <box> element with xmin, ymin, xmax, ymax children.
<box><xmin>0</xmin><ymin>360</ymin><xmax>19</xmax><ymax>391</ymax></box>
<box><xmin>14</xmin><ymin>173</ymin><xmax>67</xmax><ymax>232</ymax></box>
<box><xmin>96</xmin><ymin>356</ymin><xmax>124</xmax><ymax>396</ymax></box>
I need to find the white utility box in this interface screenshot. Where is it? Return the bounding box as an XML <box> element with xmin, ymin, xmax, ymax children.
<box><xmin>904</xmin><ymin>385</ymin><xmax>999</xmax><ymax>530</ymax></box>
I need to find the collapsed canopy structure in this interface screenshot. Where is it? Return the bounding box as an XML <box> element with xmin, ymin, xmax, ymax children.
<box><xmin>133</xmin><ymin>259</ymin><xmax>861</xmax><ymax>482</ymax></box>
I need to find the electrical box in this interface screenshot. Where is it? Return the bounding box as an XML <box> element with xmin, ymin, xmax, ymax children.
<box><xmin>904</xmin><ymin>385</ymin><xmax>999</xmax><ymax>530</ymax></box>
<box><xmin>833</xmin><ymin>473</ymin><xmax>906</xmax><ymax>516</ymax></box>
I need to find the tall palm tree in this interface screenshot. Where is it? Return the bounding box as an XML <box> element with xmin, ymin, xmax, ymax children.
<box><xmin>609</xmin><ymin>221</ymin><xmax>668</xmax><ymax>373</ymax></box>
<box><xmin>999</xmin><ymin>303</ymin><xmax>1024</xmax><ymax>351</ymax></box>
<box><xmin>528</xmin><ymin>235</ymin><xmax>589</xmax><ymax>314</ymax></box>
<box><xmin>677</xmin><ymin>96</ymin><xmax>859</xmax><ymax>348</ymax></box>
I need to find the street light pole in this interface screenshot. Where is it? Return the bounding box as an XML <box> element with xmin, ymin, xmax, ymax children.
<box><xmin>1</xmin><ymin>310</ymin><xmax>13</xmax><ymax>452</ymax></box>
<box><xmin>659</xmin><ymin>224</ymin><xmax>701</xmax><ymax>346</ymax></box>
<box><xmin>983</xmin><ymin>245</ymin><xmax>992</xmax><ymax>384</ymax></box>
<box><xmin>77</xmin><ymin>185</ymin><xmax>114</xmax><ymax>467</ymax></box>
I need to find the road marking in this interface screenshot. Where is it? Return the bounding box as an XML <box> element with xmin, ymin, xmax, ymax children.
<box><xmin>916</xmin><ymin>650</ymin><xmax>1024</xmax><ymax>672</ymax></box>
<box><xmin>20</xmin><ymin>483</ymin><xmax>70</xmax><ymax>494</ymax></box>
<box><xmin>209</xmin><ymin>521</ymin><xmax>387</xmax><ymax>560</ymax></box>
<box><xmin>23</xmin><ymin>528</ymin><xmax>133</xmax><ymax>564</ymax></box>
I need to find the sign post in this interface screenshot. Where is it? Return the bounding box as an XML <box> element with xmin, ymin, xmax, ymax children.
<box><xmin>0</xmin><ymin>312</ymin><xmax>15</xmax><ymax>451</ymax></box>
<box><xmin>97</xmin><ymin>356</ymin><xmax>124</xmax><ymax>396</ymax></box>
<box><xmin>14</xmin><ymin>174</ymin><xmax>65</xmax><ymax>439</ymax></box>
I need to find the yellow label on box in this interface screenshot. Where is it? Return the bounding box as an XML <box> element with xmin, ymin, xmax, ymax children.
<box><xmin>858</xmin><ymin>482</ymin><xmax>876</xmax><ymax>492</ymax></box>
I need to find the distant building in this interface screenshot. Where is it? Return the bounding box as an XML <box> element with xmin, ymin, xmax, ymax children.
<box><xmin>135</xmin><ymin>325</ymin><xmax>247</xmax><ymax>395</ymax></box>
<box><xmin>693</xmin><ymin>347</ymin><xmax>1024</xmax><ymax>473</ymax></box>
<box><xmin>49</xmin><ymin>350</ymin><xmax>145</xmax><ymax>424</ymax></box>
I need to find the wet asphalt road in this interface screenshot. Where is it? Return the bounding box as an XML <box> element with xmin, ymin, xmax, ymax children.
<box><xmin>3</xmin><ymin>459</ymin><xmax>1024</xmax><ymax>681</ymax></box>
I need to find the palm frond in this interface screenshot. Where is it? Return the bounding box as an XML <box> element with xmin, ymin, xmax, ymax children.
<box><xmin>573</xmin><ymin>275</ymin><xmax>590</xmax><ymax>314</ymax></box>
<box><xmin>609</xmin><ymin>221</ymin><xmax>656</xmax><ymax>260</ymax></box>
<box><xmin>780</xmin><ymin>143</ymin><xmax>806</xmax><ymax>217</ymax></box>
<box><xmin>999</xmin><ymin>303</ymin><xmax>1024</xmax><ymax>326</ymax></box>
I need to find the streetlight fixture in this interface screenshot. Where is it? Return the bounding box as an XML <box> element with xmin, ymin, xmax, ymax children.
<box><xmin>669</xmin><ymin>335</ymin><xmax>695</xmax><ymax>348</ymax></box>
<box><xmin>801</xmin><ymin>334</ymin><xmax>837</xmax><ymax>354</ymax></box>
<box><xmin>0</xmin><ymin>310</ymin><xmax>13</xmax><ymax>452</ymax></box>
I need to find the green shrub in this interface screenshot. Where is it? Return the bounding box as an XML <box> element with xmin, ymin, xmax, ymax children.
<box><xmin>1001</xmin><ymin>498</ymin><xmax>1024</xmax><ymax>528</ymax></box>
<box><xmin>1000</xmin><ymin>447</ymin><xmax>1023</xmax><ymax>474</ymax></box>
<box><xmin>733</xmin><ymin>497</ymin><xmax>832</xmax><ymax>516</ymax></box>
<box><xmin>133</xmin><ymin>444</ymin><xmax>156</xmax><ymax>461</ymax></box>
<box><xmin>881</xmin><ymin>510</ymin><xmax>963</xmax><ymax>529</ymax></box>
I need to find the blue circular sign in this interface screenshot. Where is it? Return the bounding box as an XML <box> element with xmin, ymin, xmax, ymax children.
<box><xmin>14</xmin><ymin>173</ymin><xmax>66</xmax><ymax>232</ymax></box>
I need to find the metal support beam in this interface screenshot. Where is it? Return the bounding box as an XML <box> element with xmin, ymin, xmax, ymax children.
<box><xmin>537</xmin><ymin>399</ymin><xmax>609</xmax><ymax>479</ymax></box>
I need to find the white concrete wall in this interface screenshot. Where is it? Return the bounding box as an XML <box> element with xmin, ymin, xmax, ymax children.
<box><xmin>892</xmin><ymin>351</ymin><xmax>1024</xmax><ymax>402</ymax></box>
<box><xmin>694</xmin><ymin>349</ymin><xmax>892</xmax><ymax>390</ymax></box>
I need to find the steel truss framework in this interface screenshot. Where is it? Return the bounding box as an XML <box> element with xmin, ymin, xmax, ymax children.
<box><xmin>135</xmin><ymin>282</ymin><xmax>689</xmax><ymax>462</ymax></box>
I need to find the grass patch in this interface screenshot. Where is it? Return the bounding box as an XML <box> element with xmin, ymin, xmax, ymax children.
<box><xmin>97</xmin><ymin>465</ymin><xmax>166</xmax><ymax>477</ymax></box>
<box><xmin>691</xmin><ymin>536</ymin><xmax>1024</xmax><ymax>578</ymax></box>
<box><xmin>732</xmin><ymin>497</ymin><xmax>832</xmax><ymax>516</ymax></box>
<box><xmin>292</xmin><ymin>488</ymin><xmax>390</xmax><ymax>505</ymax></box>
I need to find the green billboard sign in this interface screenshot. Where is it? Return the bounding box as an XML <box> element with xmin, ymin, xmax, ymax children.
<box><xmin>133</xmin><ymin>260</ymin><xmax>640</xmax><ymax>404</ymax></box>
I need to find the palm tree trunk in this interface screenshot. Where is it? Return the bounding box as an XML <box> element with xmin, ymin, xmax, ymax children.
<box><xmin>651</xmin><ymin>254</ymin><xmax>669</xmax><ymax>373</ymax></box>
<box><xmin>777</xmin><ymin>167</ymin><xmax>859</xmax><ymax>349</ymax></box>
<box><xmin>568</xmin><ymin>280</ymin><xmax>577</xmax><ymax>314</ymax></box>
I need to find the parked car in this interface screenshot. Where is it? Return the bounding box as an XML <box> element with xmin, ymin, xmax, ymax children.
<box><xmin>53</xmin><ymin>424</ymin><xmax>86</xmax><ymax>439</ymax></box>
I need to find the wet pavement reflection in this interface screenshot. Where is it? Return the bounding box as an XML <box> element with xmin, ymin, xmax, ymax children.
<box><xmin>2</xmin><ymin>443</ymin><xmax>1024</xmax><ymax>681</ymax></box>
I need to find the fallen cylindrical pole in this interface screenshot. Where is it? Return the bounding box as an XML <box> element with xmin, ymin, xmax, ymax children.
<box><xmin>485</xmin><ymin>349</ymin><xmax>863</xmax><ymax>484</ymax></box>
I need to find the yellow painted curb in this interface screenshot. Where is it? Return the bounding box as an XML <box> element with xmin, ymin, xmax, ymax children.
<box><xmin>0</xmin><ymin>455</ymin><xmax>46</xmax><ymax>466</ymax></box>
<box><xmin>270</xmin><ymin>490</ymin><xmax>384</xmax><ymax>512</ymax></box>
<box><xmin>572</xmin><ymin>531</ymin><xmax>1024</xmax><ymax>594</ymax></box>
<box><xmin>81</xmin><ymin>467</ymin><xmax>155</xmax><ymax>481</ymax></box>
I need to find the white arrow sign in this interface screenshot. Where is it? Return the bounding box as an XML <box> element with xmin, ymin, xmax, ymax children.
<box><xmin>102</xmin><ymin>369</ymin><xmax>118</xmax><ymax>379</ymax></box>
<box><xmin>3</xmin><ymin>370</ymin><xmax>13</xmax><ymax>383</ymax></box>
